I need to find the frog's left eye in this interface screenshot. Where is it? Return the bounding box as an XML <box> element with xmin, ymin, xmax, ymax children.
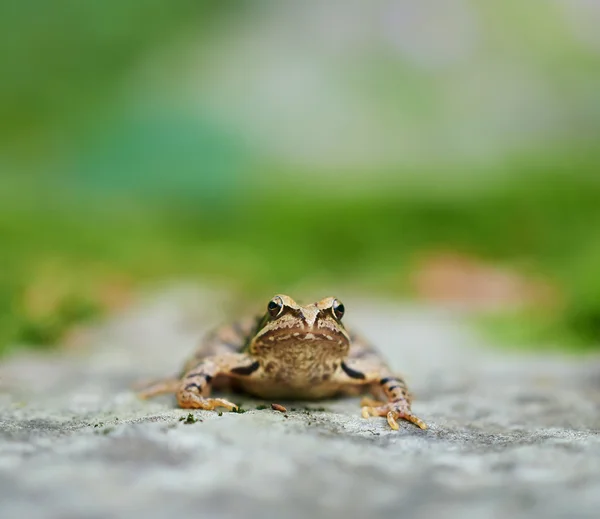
<box><xmin>332</xmin><ymin>299</ymin><xmax>345</xmax><ymax>320</ymax></box>
<box><xmin>267</xmin><ymin>297</ymin><xmax>284</xmax><ymax>317</ymax></box>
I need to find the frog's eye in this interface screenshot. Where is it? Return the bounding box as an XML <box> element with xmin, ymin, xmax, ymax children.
<box><xmin>332</xmin><ymin>299</ymin><xmax>345</xmax><ymax>320</ymax></box>
<box><xmin>267</xmin><ymin>297</ymin><xmax>284</xmax><ymax>317</ymax></box>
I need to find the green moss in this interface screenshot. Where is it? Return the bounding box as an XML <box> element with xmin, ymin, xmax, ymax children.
<box><xmin>179</xmin><ymin>413</ymin><xmax>199</xmax><ymax>424</ymax></box>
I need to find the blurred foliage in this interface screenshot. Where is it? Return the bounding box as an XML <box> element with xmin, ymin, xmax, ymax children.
<box><xmin>2</xmin><ymin>151</ymin><xmax>600</xmax><ymax>352</ymax></box>
<box><xmin>0</xmin><ymin>0</ymin><xmax>224</xmax><ymax>153</ymax></box>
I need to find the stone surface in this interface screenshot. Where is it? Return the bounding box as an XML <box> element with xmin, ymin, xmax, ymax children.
<box><xmin>1</xmin><ymin>287</ymin><xmax>600</xmax><ymax>519</ymax></box>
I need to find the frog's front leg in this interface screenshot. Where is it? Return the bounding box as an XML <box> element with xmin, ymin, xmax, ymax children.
<box><xmin>336</xmin><ymin>356</ymin><xmax>428</xmax><ymax>431</ymax></box>
<box><xmin>177</xmin><ymin>353</ymin><xmax>257</xmax><ymax>412</ymax></box>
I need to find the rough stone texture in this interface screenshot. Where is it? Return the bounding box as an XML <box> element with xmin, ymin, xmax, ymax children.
<box><xmin>1</xmin><ymin>287</ymin><xmax>600</xmax><ymax>519</ymax></box>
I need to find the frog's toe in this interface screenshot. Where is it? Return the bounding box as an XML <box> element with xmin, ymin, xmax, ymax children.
<box><xmin>361</xmin><ymin>403</ymin><xmax>427</xmax><ymax>431</ymax></box>
<box><xmin>178</xmin><ymin>392</ymin><xmax>238</xmax><ymax>412</ymax></box>
<box><xmin>204</xmin><ymin>398</ymin><xmax>238</xmax><ymax>412</ymax></box>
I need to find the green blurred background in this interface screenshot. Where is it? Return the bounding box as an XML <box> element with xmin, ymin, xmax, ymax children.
<box><xmin>1</xmin><ymin>0</ymin><xmax>600</xmax><ymax>353</ymax></box>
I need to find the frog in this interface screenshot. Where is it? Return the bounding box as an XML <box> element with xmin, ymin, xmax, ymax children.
<box><xmin>137</xmin><ymin>295</ymin><xmax>427</xmax><ymax>431</ymax></box>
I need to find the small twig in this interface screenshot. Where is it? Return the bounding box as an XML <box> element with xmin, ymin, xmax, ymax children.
<box><xmin>271</xmin><ymin>403</ymin><xmax>287</xmax><ymax>413</ymax></box>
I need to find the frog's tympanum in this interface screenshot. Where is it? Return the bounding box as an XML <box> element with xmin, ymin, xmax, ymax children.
<box><xmin>138</xmin><ymin>295</ymin><xmax>427</xmax><ymax>430</ymax></box>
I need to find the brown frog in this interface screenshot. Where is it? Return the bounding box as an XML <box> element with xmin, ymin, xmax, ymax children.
<box><xmin>138</xmin><ymin>295</ymin><xmax>427</xmax><ymax>430</ymax></box>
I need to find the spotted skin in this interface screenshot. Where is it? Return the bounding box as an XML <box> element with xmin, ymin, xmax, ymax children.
<box><xmin>137</xmin><ymin>295</ymin><xmax>427</xmax><ymax>430</ymax></box>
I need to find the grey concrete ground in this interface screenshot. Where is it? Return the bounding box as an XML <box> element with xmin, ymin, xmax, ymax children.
<box><xmin>1</xmin><ymin>287</ymin><xmax>600</xmax><ymax>519</ymax></box>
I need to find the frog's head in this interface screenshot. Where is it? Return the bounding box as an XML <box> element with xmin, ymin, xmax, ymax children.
<box><xmin>249</xmin><ymin>295</ymin><xmax>351</xmax><ymax>368</ymax></box>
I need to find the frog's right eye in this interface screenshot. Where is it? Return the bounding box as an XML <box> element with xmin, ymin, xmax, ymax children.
<box><xmin>267</xmin><ymin>297</ymin><xmax>284</xmax><ymax>317</ymax></box>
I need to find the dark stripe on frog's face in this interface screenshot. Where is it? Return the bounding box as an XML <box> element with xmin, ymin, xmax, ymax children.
<box><xmin>265</xmin><ymin>294</ymin><xmax>343</xmax><ymax>325</ymax></box>
<box><xmin>262</xmin><ymin>297</ymin><xmax>346</xmax><ymax>329</ymax></box>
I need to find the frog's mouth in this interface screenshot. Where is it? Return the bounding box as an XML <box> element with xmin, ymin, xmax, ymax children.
<box><xmin>253</xmin><ymin>328</ymin><xmax>350</xmax><ymax>360</ymax></box>
<box><xmin>258</xmin><ymin>326</ymin><xmax>348</xmax><ymax>344</ymax></box>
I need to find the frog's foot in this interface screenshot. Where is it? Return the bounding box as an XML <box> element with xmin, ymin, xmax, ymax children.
<box><xmin>178</xmin><ymin>393</ymin><xmax>238</xmax><ymax>412</ymax></box>
<box><xmin>135</xmin><ymin>378</ymin><xmax>180</xmax><ymax>399</ymax></box>
<box><xmin>361</xmin><ymin>401</ymin><xmax>428</xmax><ymax>431</ymax></box>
